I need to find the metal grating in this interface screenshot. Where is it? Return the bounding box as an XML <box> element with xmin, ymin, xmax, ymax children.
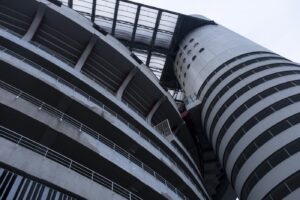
<box><xmin>60</xmin><ymin>0</ymin><xmax>215</xmax><ymax>89</ymax></box>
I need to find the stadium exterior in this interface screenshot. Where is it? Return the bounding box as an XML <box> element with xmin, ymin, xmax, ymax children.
<box><xmin>0</xmin><ymin>0</ymin><xmax>299</xmax><ymax>200</ymax></box>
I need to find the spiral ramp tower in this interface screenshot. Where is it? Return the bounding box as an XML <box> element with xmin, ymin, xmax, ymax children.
<box><xmin>0</xmin><ymin>0</ymin><xmax>212</xmax><ymax>199</ymax></box>
<box><xmin>178</xmin><ymin>23</ymin><xmax>300</xmax><ymax>199</ymax></box>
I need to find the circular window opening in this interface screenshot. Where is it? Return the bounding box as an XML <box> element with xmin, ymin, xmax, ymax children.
<box><xmin>199</xmin><ymin>48</ymin><xmax>204</xmax><ymax>53</ymax></box>
<box><xmin>183</xmin><ymin>82</ymin><xmax>185</xmax><ymax>87</ymax></box>
<box><xmin>194</xmin><ymin>43</ymin><xmax>199</xmax><ymax>48</ymax></box>
<box><xmin>183</xmin><ymin>45</ymin><xmax>187</xmax><ymax>50</ymax></box>
<box><xmin>176</xmin><ymin>61</ymin><xmax>179</xmax><ymax>65</ymax></box>
<box><xmin>189</xmin><ymin>38</ymin><xmax>194</xmax><ymax>43</ymax></box>
<box><xmin>180</xmin><ymin>66</ymin><xmax>182</xmax><ymax>71</ymax></box>
<box><xmin>187</xmin><ymin>50</ymin><xmax>192</xmax><ymax>55</ymax></box>
<box><xmin>187</xmin><ymin>64</ymin><xmax>190</xmax><ymax>69</ymax></box>
<box><xmin>183</xmin><ymin>58</ymin><xmax>186</xmax><ymax>63</ymax></box>
<box><xmin>179</xmin><ymin>52</ymin><xmax>182</xmax><ymax>57</ymax></box>
<box><xmin>184</xmin><ymin>72</ymin><xmax>186</xmax><ymax>78</ymax></box>
<box><xmin>192</xmin><ymin>55</ymin><xmax>197</xmax><ymax>61</ymax></box>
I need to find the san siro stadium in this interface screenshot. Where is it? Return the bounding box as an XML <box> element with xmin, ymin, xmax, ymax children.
<box><xmin>0</xmin><ymin>0</ymin><xmax>299</xmax><ymax>199</ymax></box>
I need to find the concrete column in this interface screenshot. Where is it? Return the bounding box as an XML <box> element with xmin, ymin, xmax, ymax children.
<box><xmin>116</xmin><ymin>67</ymin><xmax>138</xmax><ymax>99</ymax></box>
<box><xmin>75</xmin><ymin>34</ymin><xmax>98</xmax><ymax>71</ymax></box>
<box><xmin>146</xmin><ymin>96</ymin><xmax>166</xmax><ymax>124</ymax></box>
<box><xmin>23</xmin><ymin>3</ymin><xmax>46</xmax><ymax>41</ymax></box>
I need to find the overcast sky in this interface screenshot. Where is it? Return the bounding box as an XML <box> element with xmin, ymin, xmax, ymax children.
<box><xmin>132</xmin><ymin>0</ymin><xmax>300</xmax><ymax>62</ymax></box>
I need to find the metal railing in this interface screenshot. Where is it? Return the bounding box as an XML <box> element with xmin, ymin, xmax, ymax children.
<box><xmin>0</xmin><ymin>78</ymin><xmax>189</xmax><ymax>199</ymax></box>
<box><xmin>155</xmin><ymin>119</ymin><xmax>173</xmax><ymax>137</ymax></box>
<box><xmin>0</xmin><ymin>126</ymin><xmax>142</xmax><ymax>200</ymax></box>
<box><xmin>1</xmin><ymin>25</ymin><xmax>201</xmax><ymax>181</ymax></box>
<box><xmin>0</xmin><ymin>9</ymin><xmax>198</xmax><ymax>181</ymax></box>
<box><xmin>0</xmin><ymin>27</ymin><xmax>204</xmax><ymax>192</ymax></box>
<box><xmin>0</xmin><ymin>42</ymin><xmax>204</xmax><ymax>190</ymax></box>
<box><xmin>184</xmin><ymin>92</ymin><xmax>199</xmax><ymax>105</ymax></box>
<box><xmin>81</xmin><ymin>70</ymin><xmax>202</xmax><ymax>183</ymax></box>
<box><xmin>81</xmin><ymin>70</ymin><xmax>146</xmax><ymax>119</ymax></box>
<box><xmin>82</xmin><ymin>65</ymin><xmax>202</xmax><ymax>185</ymax></box>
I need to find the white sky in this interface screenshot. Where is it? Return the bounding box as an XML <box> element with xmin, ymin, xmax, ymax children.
<box><xmin>132</xmin><ymin>0</ymin><xmax>300</xmax><ymax>62</ymax></box>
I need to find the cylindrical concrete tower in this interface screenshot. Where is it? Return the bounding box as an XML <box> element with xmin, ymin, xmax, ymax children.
<box><xmin>176</xmin><ymin>24</ymin><xmax>300</xmax><ymax>200</ymax></box>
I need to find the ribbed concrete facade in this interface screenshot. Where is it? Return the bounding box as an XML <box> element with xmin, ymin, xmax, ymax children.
<box><xmin>0</xmin><ymin>0</ymin><xmax>209</xmax><ymax>199</ymax></box>
<box><xmin>177</xmin><ymin>24</ymin><xmax>300</xmax><ymax>200</ymax></box>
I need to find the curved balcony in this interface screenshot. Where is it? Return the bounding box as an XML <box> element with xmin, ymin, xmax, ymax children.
<box><xmin>0</xmin><ymin>25</ymin><xmax>205</xmax><ymax>194</ymax></box>
<box><xmin>0</xmin><ymin>0</ymin><xmax>210</xmax><ymax>199</ymax></box>
<box><xmin>0</xmin><ymin>76</ymin><xmax>207</xmax><ymax>199</ymax></box>
<box><xmin>0</xmin><ymin>2</ymin><xmax>201</xmax><ymax>182</ymax></box>
<box><xmin>0</xmin><ymin>126</ymin><xmax>142</xmax><ymax>200</ymax></box>
<box><xmin>0</xmin><ymin>45</ymin><xmax>207</xmax><ymax>199</ymax></box>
